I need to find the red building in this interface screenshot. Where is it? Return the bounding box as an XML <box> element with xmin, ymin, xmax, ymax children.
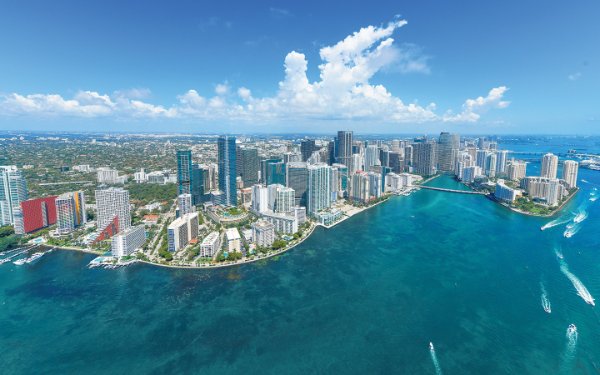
<box><xmin>20</xmin><ymin>196</ymin><xmax>58</xmax><ymax>233</ymax></box>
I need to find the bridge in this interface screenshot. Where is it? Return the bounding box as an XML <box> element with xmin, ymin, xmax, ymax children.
<box><xmin>418</xmin><ymin>185</ymin><xmax>487</xmax><ymax>195</ymax></box>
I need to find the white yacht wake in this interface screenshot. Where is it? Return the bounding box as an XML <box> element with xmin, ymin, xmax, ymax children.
<box><xmin>540</xmin><ymin>282</ymin><xmax>551</xmax><ymax>313</ymax></box>
<box><xmin>559</xmin><ymin>261</ymin><xmax>595</xmax><ymax>306</ymax></box>
<box><xmin>573</xmin><ymin>209</ymin><xmax>588</xmax><ymax>224</ymax></box>
<box><xmin>540</xmin><ymin>215</ymin><xmax>572</xmax><ymax>231</ymax></box>
<box><xmin>429</xmin><ymin>342</ymin><xmax>443</xmax><ymax>375</ymax></box>
<box><xmin>563</xmin><ymin>224</ymin><xmax>580</xmax><ymax>238</ymax></box>
<box><xmin>560</xmin><ymin>324</ymin><xmax>578</xmax><ymax>374</ymax></box>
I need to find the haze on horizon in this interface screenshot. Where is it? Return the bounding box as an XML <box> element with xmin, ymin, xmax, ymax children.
<box><xmin>0</xmin><ymin>1</ymin><xmax>598</xmax><ymax>135</ymax></box>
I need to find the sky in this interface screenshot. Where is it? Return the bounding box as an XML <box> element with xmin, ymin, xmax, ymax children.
<box><xmin>0</xmin><ymin>0</ymin><xmax>599</xmax><ymax>135</ymax></box>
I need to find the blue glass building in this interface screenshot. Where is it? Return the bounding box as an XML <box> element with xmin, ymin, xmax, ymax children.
<box><xmin>177</xmin><ymin>150</ymin><xmax>193</xmax><ymax>196</ymax></box>
<box><xmin>218</xmin><ymin>136</ymin><xmax>237</xmax><ymax>206</ymax></box>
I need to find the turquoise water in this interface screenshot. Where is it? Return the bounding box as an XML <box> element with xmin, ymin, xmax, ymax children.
<box><xmin>2</xmin><ymin>170</ymin><xmax>600</xmax><ymax>373</ymax></box>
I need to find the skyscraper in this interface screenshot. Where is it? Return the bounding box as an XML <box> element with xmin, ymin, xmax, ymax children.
<box><xmin>307</xmin><ymin>164</ymin><xmax>332</xmax><ymax>216</ymax></box>
<box><xmin>177</xmin><ymin>150</ymin><xmax>193</xmax><ymax>195</ymax></box>
<box><xmin>335</xmin><ymin>130</ymin><xmax>353</xmax><ymax>169</ymax></box>
<box><xmin>364</xmin><ymin>145</ymin><xmax>380</xmax><ymax>171</ymax></box>
<box><xmin>496</xmin><ymin>150</ymin><xmax>509</xmax><ymax>174</ymax></box>
<box><xmin>95</xmin><ymin>187</ymin><xmax>131</xmax><ymax>232</ymax></box>
<box><xmin>218</xmin><ymin>136</ymin><xmax>237</xmax><ymax>206</ymax></box>
<box><xmin>237</xmin><ymin>147</ymin><xmax>260</xmax><ymax>187</ymax></box>
<box><xmin>0</xmin><ymin>165</ymin><xmax>28</xmax><ymax>226</ymax></box>
<box><xmin>562</xmin><ymin>160</ymin><xmax>579</xmax><ymax>189</ymax></box>
<box><xmin>191</xmin><ymin>164</ymin><xmax>208</xmax><ymax>205</ymax></box>
<box><xmin>437</xmin><ymin>132</ymin><xmax>460</xmax><ymax>172</ymax></box>
<box><xmin>541</xmin><ymin>153</ymin><xmax>558</xmax><ymax>179</ymax></box>
<box><xmin>286</xmin><ymin>162</ymin><xmax>309</xmax><ymax>207</ymax></box>
<box><xmin>412</xmin><ymin>141</ymin><xmax>437</xmax><ymax>176</ymax></box>
<box><xmin>301</xmin><ymin>139</ymin><xmax>317</xmax><ymax>162</ymax></box>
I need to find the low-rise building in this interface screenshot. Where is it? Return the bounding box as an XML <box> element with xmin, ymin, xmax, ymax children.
<box><xmin>494</xmin><ymin>179</ymin><xmax>521</xmax><ymax>203</ymax></box>
<box><xmin>225</xmin><ymin>227</ymin><xmax>241</xmax><ymax>253</ymax></box>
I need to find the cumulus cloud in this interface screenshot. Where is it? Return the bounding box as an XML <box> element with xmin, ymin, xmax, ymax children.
<box><xmin>444</xmin><ymin>86</ymin><xmax>510</xmax><ymax>123</ymax></box>
<box><xmin>0</xmin><ymin>19</ymin><xmax>509</xmax><ymax>125</ymax></box>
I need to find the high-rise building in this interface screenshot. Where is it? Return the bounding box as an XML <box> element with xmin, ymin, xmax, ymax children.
<box><xmin>437</xmin><ymin>132</ymin><xmax>460</xmax><ymax>172</ymax></box>
<box><xmin>177</xmin><ymin>150</ymin><xmax>193</xmax><ymax>195</ymax></box>
<box><xmin>307</xmin><ymin>164</ymin><xmax>332</xmax><ymax>216</ymax></box>
<box><xmin>96</xmin><ymin>167</ymin><xmax>124</xmax><ymax>184</ymax></box>
<box><xmin>218</xmin><ymin>136</ymin><xmax>237</xmax><ymax>206</ymax></box>
<box><xmin>364</xmin><ymin>145</ymin><xmax>380</xmax><ymax>171</ymax></box>
<box><xmin>486</xmin><ymin>153</ymin><xmax>497</xmax><ymax>178</ymax></box>
<box><xmin>237</xmin><ymin>147</ymin><xmax>260</xmax><ymax>187</ymax></box>
<box><xmin>494</xmin><ymin>179</ymin><xmax>521</xmax><ymax>203</ymax></box>
<box><xmin>167</xmin><ymin>212</ymin><xmax>198</xmax><ymax>252</ymax></box>
<box><xmin>412</xmin><ymin>141</ymin><xmax>437</xmax><ymax>176</ymax></box>
<box><xmin>286</xmin><ymin>162</ymin><xmax>309</xmax><ymax>207</ymax></box>
<box><xmin>496</xmin><ymin>150</ymin><xmax>509</xmax><ymax>174</ymax></box>
<box><xmin>111</xmin><ymin>225</ymin><xmax>146</xmax><ymax>257</ymax></box>
<box><xmin>335</xmin><ymin>131</ymin><xmax>353</xmax><ymax>170</ymax></box>
<box><xmin>507</xmin><ymin>161</ymin><xmax>527</xmax><ymax>181</ymax></box>
<box><xmin>200</xmin><ymin>232</ymin><xmax>220</xmax><ymax>257</ymax></box>
<box><xmin>16</xmin><ymin>196</ymin><xmax>57</xmax><ymax>234</ymax></box>
<box><xmin>0</xmin><ymin>165</ymin><xmax>28</xmax><ymax>226</ymax></box>
<box><xmin>350</xmin><ymin>171</ymin><xmax>370</xmax><ymax>203</ymax></box>
<box><xmin>521</xmin><ymin>177</ymin><xmax>564</xmax><ymax>206</ymax></box>
<box><xmin>251</xmin><ymin>184</ymin><xmax>269</xmax><ymax>213</ymax></box>
<box><xmin>225</xmin><ymin>227</ymin><xmax>241</xmax><ymax>253</ymax></box>
<box><xmin>562</xmin><ymin>160</ymin><xmax>579</xmax><ymax>189</ymax></box>
<box><xmin>267</xmin><ymin>161</ymin><xmax>286</xmax><ymax>185</ymax></box>
<box><xmin>301</xmin><ymin>139</ymin><xmax>318</xmax><ymax>162</ymax></box>
<box><xmin>191</xmin><ymin>164</ymin><xmax>208</xmax><ymax>205</ymax></box>
<box><xmin>541</xmin><ymin>153</ymin><xmax>559</xmax><ymax>179</ymax></box>
<box><xmin>368</xmin><ymin>172</ymin><xmax>382</xmax><ymax>199</ymax></box>
<box><xmin>55</xmin><ymin>191</ymin><xmax>87</xmax><ymax>235</ymax></box>
<box><xmin>95</xmin><ymin>188</ymin><xmax>131</xmax><ymax>232</ymax></box>
<box><xmin>275</xmin><ymin>186</ymin><xmax>295</xmax><ymax>213</ymax></box>
<box><xmin>177</xmin><ymin>193</ymin><xmax>193</xmax><ymax>216</ymax></box>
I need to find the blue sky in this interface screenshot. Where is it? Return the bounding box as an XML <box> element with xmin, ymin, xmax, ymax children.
<box><xmin>0</xmin><ymin>0</ymin><xmax>598</xmax><ymax>134</ymax></box>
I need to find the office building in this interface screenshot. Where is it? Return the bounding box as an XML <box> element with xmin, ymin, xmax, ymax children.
<box><xmin>0</xmin><ymin>165</ymin><xmax>28</xmax><ymax>226</ymax></box>
<box><xmin>177</xmin><ymin>150</ymin><xmax>193</xmax><ymax>195</ymax></box>
<box><xmin>301</xmin><ymin>139</ymin><xmax>318</xmax><ymax>162</ymax></box>
<box><xmin>218</xmin><ymin>136</ymin><xmax>237</xmax><ymax>206</ymax></box>
<box><xmin>237</xmin><ymin>147</ymin><xmax>260</xmax><ymax>187</ymax></box>
<box><xmin>252</xmin><ymin>220</ymin><xmax>275</xmax><ymax>248</ymax></box>
<box><xmin>286</xmin><ymin>162</ymin><xmax>308</xmax><ymax>207</ymax></box>
<box><xmin>111</xmin><ymin>225</ymin><xmax>146</xmax><ymax>257</ymax></box>
<box><xmin>335</xmin><ymin>130</ymin><xmax>354</xmax><ymax>170</ymax></box>
<box><xmin>267</xmin><ymin>161</ymin><xmax>286</xmax><ymax>186</ymax></box>
<box><xmin>562</xmin><ymin>160</ymin><xmax>579</xmax><ymax>189</ymax></box>
<box><xmin>95</xmin><ymin>188</ymin><xmax>130</xmax><ymax>232</ymax></box>
<box><xmin>55</xmin><ymin>191</ymin><xmax>87</xmax><ymax>235</ymax></box>
<box><xmin>541</xmin><ymin>153</ymin><xmax>559</xmax><ymax>179</ymax></box>
<box><xmin>200</xmin><ymin>232</ymin><xmax>220</xmax><ymax>257</ymax></box>
<box><xmin>365</xmin><ymin>145</ymin><xmax>380</xmax><ymax>171</ymax></box>
<box><xmin>191</xmin><ymin>164</ymin><xmax>208</xmax><ymax>205</ymax></box>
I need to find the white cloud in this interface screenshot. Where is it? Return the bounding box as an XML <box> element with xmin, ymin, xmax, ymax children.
<box><xmin>568</xmin><ymin>72</ymin><xmax>582</xmax><ymax>81</ymax></box>
<box><xmin>0</xmin><ymin>19</ymin><xmax>509</xmax><ymax>125</ymax></box>
<box><xmin>444</xmin><ymin>86</ymin><xmax>510</xmax><ymax>123</ymax></box>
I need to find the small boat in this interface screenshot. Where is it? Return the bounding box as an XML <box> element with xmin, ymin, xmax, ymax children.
<box><xmin>13</xmin><ymin>258</ymin><xmax>27</xmax><ymax>266</ymax></box>
<box><xmin>25</xmin><ymin>252</ymin><xmax>44</xmax><ymax>263</ymax></box>
<box><xmin>429</xmin><ymin>342</ymin><xmax>434</xmax><ymax>351</ymax></box>
<box><xmin>568</xmin><ymin>324</ymin><xmax>577</xmax><ymax>335</ymax></box>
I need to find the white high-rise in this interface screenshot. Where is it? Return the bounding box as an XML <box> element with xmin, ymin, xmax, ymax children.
<box><xmin>251</xmin><ymin>184</ymin><xmax>269</xmax><ymax>213</ymax></box>
<box><xmin>562</xmin><ymin>160</ymin><xmax>579</xmax><ymax>189</ymax></box>
<box><xmin>111</xmin><ymin>225</ymin><xmax>146</xmax><ymax>257</ymax></box>
<box><xmin>541</xmin><ymin>153</ymin><xmax>558</xmax><ymax>179</ymax></box>
<box><xmin>95</xmin><ymin>188</ymin><xmax>131</xmax><ymax>231</ymax></box>
<box><xmin>307</xmin><ymin>164</ymin><xmax>332</xmax><ymax>216</ymax></box>
<box><xmin>0</xmin><ymin>166</ymin><xmax>28</xmax><ymax>226</ymax></box>
<box><xmin>364</xmin><ymin>145</ymin><xmax>380</xmax><ymax>171</ymax></box>
<box><xmin>507</xmin><ymin>161</ymin><xmax>527</xmax><ymax>181</ymax></box>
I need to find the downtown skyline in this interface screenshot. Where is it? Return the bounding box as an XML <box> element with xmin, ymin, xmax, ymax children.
<box><xmin>0</xmin><ymin>1</ymin><xmax>599</xmax><ymax>134</ymax></box>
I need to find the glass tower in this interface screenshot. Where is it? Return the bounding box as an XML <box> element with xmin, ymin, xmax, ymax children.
<box><xmin>177</xmin><ymin>150</ymin><xmax>193</xmax><ymax>195</ymax></box>
<box><xmin>218</xmin><ymin>136</ymin><xmax>237</xmax><ymax>206</ymax></box>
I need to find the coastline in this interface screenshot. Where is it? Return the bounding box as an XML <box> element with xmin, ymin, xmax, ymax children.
<box><xmin>491</xmin><ymin>188</ymin><xmax>579</xmax><ymax>218</ymax></box>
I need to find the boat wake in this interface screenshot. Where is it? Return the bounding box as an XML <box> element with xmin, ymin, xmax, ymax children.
<box><xmin>554</xmin><ymin>247</ymin><xmax>564</xmax><ymax>260</ymax></box>
<box><xmin>573</xmin><ymin>209</ymin><xmax>588</xmax><ymax>224</ymax></box>
<box><xmin>591</xmin><ymin>196</ymin><xmax>598</xmax><ymax>202</ymax></box>
<box><xmin>561</xmin><ymin>324</ymin><xmax>578</xmax><ymax>373</ymax></box>
<box><xmin>563</xmin><ymin>224</ymin><xmax>580</xmax><ymax>238</ymax></box>
<box><xmin>540</xmin><ymin>282</ymin><xmax>552</xmax><ymax>313</ymax></box>
<box><xmin>559</xmin><ymin>261</ymin><xmax>595</xmax><ymax>306</ymax></box>
<box><xmin>541</xmin><ymin>215</ymin><xmax>572</xmax><ymax>231</ymax></box>
<box><xmin>429</xmin><ymin>342</ymin><xmax>443</xmax><ymax>375</ymax></box>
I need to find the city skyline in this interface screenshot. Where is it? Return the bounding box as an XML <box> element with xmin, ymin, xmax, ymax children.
<box><xmin>1</xmin><ymin>1</ymin><xmax>599</xmax><ymax>134</ymax></box>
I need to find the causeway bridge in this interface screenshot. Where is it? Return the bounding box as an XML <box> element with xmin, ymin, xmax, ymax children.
<box><xmin>418</xmin><ymin>185</ymin><xmax>487</xmax><ymax>195</ymax></box>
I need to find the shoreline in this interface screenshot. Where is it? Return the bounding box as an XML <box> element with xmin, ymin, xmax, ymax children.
<box><xmin>492</xmin><ymin>188</ymin><xmax>579</xmax><ymax>218</ymax></box>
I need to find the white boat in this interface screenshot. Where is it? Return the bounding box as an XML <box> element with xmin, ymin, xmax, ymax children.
<box><xmin>564</xmin><ymin>230</ymin><xmax>574</xmax><ymax>238</ymax></box>
<box><xmin>25</xmin><ymin>252</ymin><xmax>44</xmax><ymax>263</ymax></box>
<box><xmin>13</xmin><ymin>258</ymin><xmax>27</xmax><ymax>266</ymax></box>
<box><xmin>429</xmin><ymin>342</ymin><xmax>434</xmax><ymax>351</ymax></box>
<box><xmin>568</xmin><ymin>324</ymin><xmax>577</xmax><ymax>335</ymax></box>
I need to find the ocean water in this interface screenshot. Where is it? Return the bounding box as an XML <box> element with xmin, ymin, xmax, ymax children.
<box><xmin>2</xmin><ymin>143</ymin><xmax>600</xmax><ymax>374</ymax></box>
